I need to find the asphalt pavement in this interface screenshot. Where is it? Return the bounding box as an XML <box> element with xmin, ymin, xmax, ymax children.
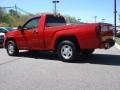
<box><xmin>0</xmin><ymin>47</ymin><xmax>120</xmax><ymax>90</ymax></box>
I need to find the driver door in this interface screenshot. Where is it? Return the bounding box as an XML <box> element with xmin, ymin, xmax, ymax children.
<box><xmin>19</xmin><ymin>17</ymin><xmax>42</xmax><ymax>50</ymax></box>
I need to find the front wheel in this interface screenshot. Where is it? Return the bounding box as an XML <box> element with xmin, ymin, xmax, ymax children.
<box><xmin>57</xmin><ymin>40</ymin><xmax>78</xmax><ymax>62</ymax></box>
<box><xmin>6</xmin><ymin>40</ymin><xmax>19</xmax><ymax>56</ymax></box>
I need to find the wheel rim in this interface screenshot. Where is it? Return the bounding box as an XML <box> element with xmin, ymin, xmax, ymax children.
<box><xmin>61</xmin><ymin>45</ymin><xmax>73</xmax><ymax>60</ymax></box>
<box><xmin>7</xmin><ymin>43</ymin><xmax>15</xmax><ymax>55</ymax></box>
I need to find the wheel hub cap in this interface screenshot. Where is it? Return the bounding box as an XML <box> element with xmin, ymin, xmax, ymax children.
<box><xmin>8</xmin><ymin>44</ymin><xmax>14</xmax><ymax>54</ymax></box>
<box><xmin>61</xmin><ymin>45</ymin><xmax>73</xmax><ymax>59</ymax></box>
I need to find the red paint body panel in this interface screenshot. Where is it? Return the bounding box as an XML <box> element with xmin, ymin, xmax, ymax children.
<box><xmin>4</xmin><ymin>14</ymin><xmax>115</xmax><ymax>51</ymax></box>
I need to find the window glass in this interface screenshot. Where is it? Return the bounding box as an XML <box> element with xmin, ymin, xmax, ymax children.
<box><xmin>46</xmin><ymin>16</ymin><xmax>66</xmax><ymax>27</ymax></box>
<box><xmin>23</xmin><ymin>17</ymin><xmax>40</xmax><ymax>30</ymax></box>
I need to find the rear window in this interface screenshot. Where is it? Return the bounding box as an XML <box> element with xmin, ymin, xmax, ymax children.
<box><xmin>46</xmin><ymin>15</ymin><xmax>66</xmax><ymax>27</ymax></box>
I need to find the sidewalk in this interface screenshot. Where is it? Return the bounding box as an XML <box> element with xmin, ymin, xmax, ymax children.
<box><xmin>115</xmin><ymin>43</ymin><xmax>120</xmax><ymax>50</ymax></box>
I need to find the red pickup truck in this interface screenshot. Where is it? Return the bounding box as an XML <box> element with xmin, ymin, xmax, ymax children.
<box><xmin>4</xmin><ymin>14</ymin><xmax>115</xmax><ymax>62</ymax></box>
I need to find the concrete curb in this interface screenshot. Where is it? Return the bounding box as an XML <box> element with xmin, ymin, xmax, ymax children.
<box><xmin>115</xmin><ymin>43</ymin><xmax>120</xmax><ymax>50</ymax></box>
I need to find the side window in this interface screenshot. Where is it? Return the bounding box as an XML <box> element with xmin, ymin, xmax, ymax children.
<box><xmin>46</xmin><ymin>16</ymin><xmax>66</xmax><ymax>27</ymax></box>
<box><xmin>23</xmin><ymin>17</ymin><xmax>40</xmax><ymax>30</ymax></box>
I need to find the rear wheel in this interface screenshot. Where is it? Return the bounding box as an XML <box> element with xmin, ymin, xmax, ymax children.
<box><xmin>57</xmin><ymin>40</ymin><xmax>78</xmax><ymax>62</ymax></box>
<box><xmin>6</xmin><ymin>40</ymin><xmax>19</xmax><ymax>56</ymax></box>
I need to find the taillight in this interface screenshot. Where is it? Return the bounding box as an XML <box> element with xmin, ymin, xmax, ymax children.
<box><xmin>101</xmin><ymin>24</ymin><xmax>113</xmax><ymax>32</ymax></box>
<box><xmin>100</xmin><ymin>24</ymin><xmax>113</xmax><ymax>35</ymax></box>
<box><xmin>96</xmin><ymin>24</ymin><xmax>114</xmax><ymax>37</ymax></box>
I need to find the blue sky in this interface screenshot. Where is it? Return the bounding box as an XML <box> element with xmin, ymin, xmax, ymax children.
<box><xmin>0</xmin><ymin>0</ymin><xmax>120</xmax><ymax>24</ymax></box>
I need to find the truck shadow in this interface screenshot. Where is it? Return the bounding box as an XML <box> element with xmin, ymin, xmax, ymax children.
<box><xmin>17</xmin><ymin>51</ymin><xmax>120</xmax><ymax>66</ymax></box>
<box><xmin>76</xmin><ymin>54</ymin><xmax>120</xmax><ymax>66</ymax></box>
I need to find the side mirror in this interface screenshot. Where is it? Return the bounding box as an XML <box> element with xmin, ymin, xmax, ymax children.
<box><xmin>17</xmin><ymin>25</ymin><xmax>22</xmax><ymax>30</ymax></box>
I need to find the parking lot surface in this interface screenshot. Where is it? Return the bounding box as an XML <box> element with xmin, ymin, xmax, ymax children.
<box><xmin>0</xmin><ymin>47</ymin><xmax>120</xmax><ymax>90</ymax></box>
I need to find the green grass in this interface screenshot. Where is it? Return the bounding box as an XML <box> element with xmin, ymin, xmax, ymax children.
<box><xmin>116</xmin><ymin>37</ymin><xmax>120</xmax><ymax>45</ymax></box>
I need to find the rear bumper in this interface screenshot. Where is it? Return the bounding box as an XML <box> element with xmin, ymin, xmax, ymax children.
<box><xmin>100</xmin><ymin>39</ymin><xmax>115</xmax><ymax>49</ymax></box>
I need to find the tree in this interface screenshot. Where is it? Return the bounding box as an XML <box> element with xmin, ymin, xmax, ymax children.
<box><xmin>0</xmin><ymin>7</ymin><xmax>6</xmax><ymax>23</ymax></box>
<box><xmin>64</xmin><ymin>15</ymin><xmax>80</xmax><ymax>24</ymax></box>
<box><xmin>0</xmin><ymin>6</ymin><xmax>30</xmax><ymax>27</ymax></box>
<box><xmin>9</xmin><ymin>9</ymin><xmax>17</xmax><ymax>16</ymax></box>
<box><xmin>2</xmin><ymin>14</ymin><xmax>16</xmax><ymax>26</ymax></box>
<box><xmin>0</xmin><ymin>6</ymin><xmax>80</xmax><ymax>27</ymax></box>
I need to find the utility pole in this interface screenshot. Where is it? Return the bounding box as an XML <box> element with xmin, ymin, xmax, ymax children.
<box><xmin>94</xmin><ymin>16</ymin><xmax>97</xmax><ymax>23</ymax></box>
<box><xmin>52</xmin><ymin>0</ymin><xmax>59</xmax><ymax>15</ymax></box>
<box><xmin>15</xmin><ymin>4</ymin><xmax>18</xmax><ymax>16</ymax></box>
<box><xmin>78</xmin><ymin>19</ymin><xmax>81</xmax><ymax>23</ymax></box>
<box><xmin>114</xmin><ymin>0</ymin><xmax>117</xmax><ymax>36</ymax></box>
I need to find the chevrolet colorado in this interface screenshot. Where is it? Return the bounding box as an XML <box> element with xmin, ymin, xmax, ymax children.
<box><xmin>4</xmin><ymin>14</ymin><xmax>115</xmax><ymax>62</ymax></box>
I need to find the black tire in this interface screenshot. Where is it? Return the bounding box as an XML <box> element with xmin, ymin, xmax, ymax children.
<box><xmin>57</xmin><ymin>40</ymin><xmax>78</xmax><ymax>62</ymax></box>
<box><xmin>81</xmin><ymin>49</ymin><xmax>95</xmax><ymax>55</ymax></box>
<box><xmin>6</xmin><ymin>40</ymin><xmax>19</xmax><ymax>56</ymax></box>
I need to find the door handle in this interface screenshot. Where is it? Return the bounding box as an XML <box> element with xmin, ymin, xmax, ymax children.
<box><xmin>33</xmin><ymin>30</ymin><xmax>38</xmax><ymax>34</ymax></box>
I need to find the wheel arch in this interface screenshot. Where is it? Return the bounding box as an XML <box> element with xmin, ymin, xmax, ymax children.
<box><xmin>5</xmin><ymin>38</ymin><xmax>17</xmax><ymax>48</ymax></box>
<box><xmin>55</xmin><ymin>35</ymin><xmax>80</xmax><ymax>51</ymax></box>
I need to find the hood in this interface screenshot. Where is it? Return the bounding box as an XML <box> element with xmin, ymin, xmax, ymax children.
<box><xmin>5</xmin><ymin>29</ymin><xmax>18</xmax><ymax>36</ymax></box>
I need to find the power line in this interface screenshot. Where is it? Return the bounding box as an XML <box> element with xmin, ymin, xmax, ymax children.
<box><xmin>1</xmin><ymin>6</ymin><xmax>14</xmax><ymax>9</ymax></box>
<box><xmin>16</xmin><ymin>6</ymin><xmax>33</xmax><ymax>15</ymax></box>
<box><xmin>0</xmin><ymin>5</ymin><xmax>33</xmax><ymax>15</ymax></box>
